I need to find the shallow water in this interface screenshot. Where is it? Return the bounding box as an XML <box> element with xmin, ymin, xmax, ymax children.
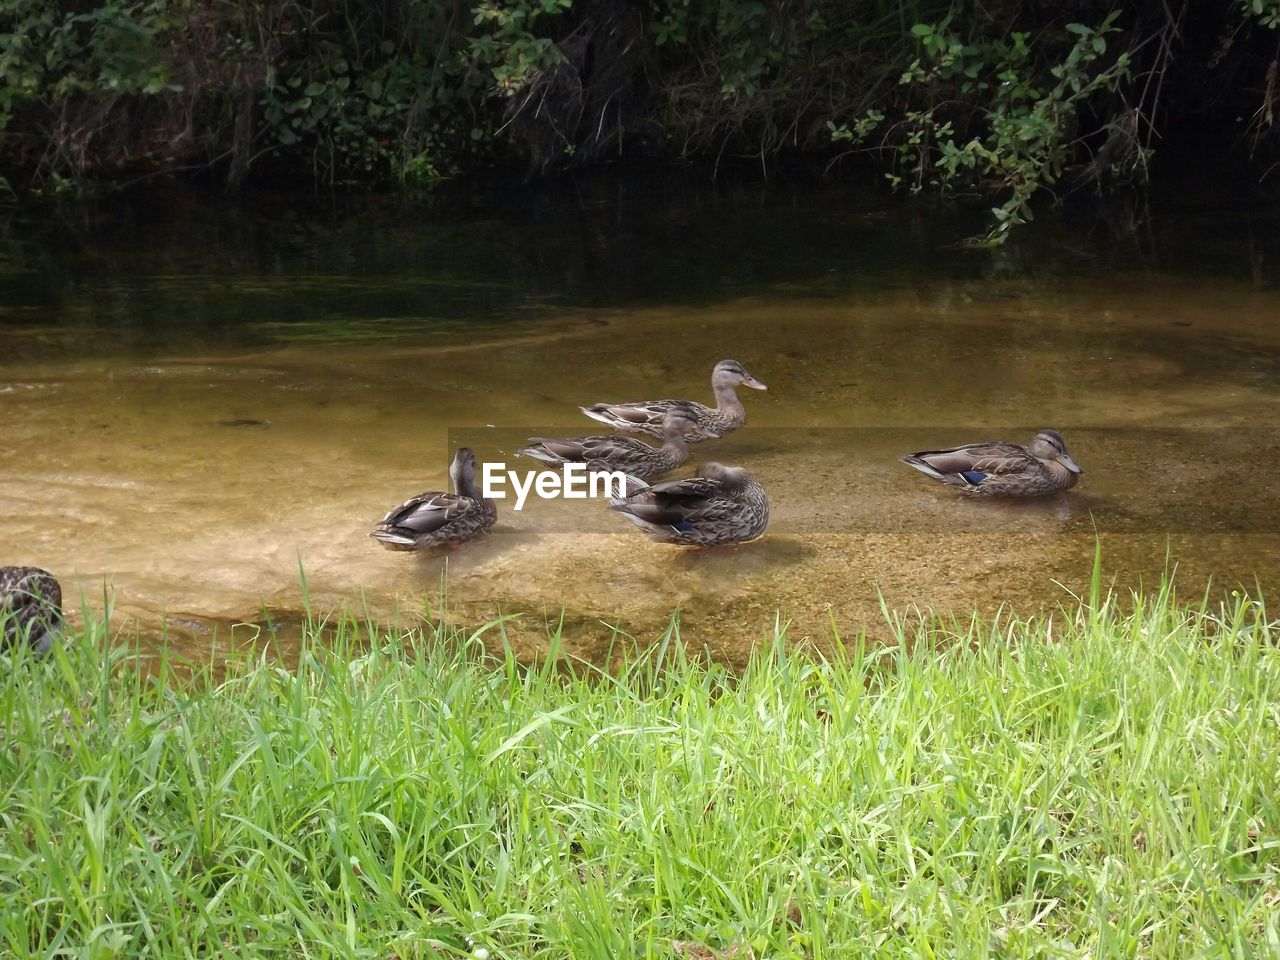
<box><xmin>3</xmin><ymin>173</ymin><xmax>1279</xmax><ymax>662</ymax></box>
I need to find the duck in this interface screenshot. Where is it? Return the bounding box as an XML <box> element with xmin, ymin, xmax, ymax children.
<box><xmin>1</xmin><ymin>566</ymin><xmax>62</xmax><ymax>656</ymax></box>
<box><xmin>610</xmin><ymin>462</ymin><xmax>769</xmax><ymax>546</ymax></box>
<box><xmin>371</xmin><ymin>448</ymin><xmax>497</xmax><ymax>550</ymax></box>
<box><xmin>581</xmin><ymin>359</ymin><xmax>767</xmax><ymax>442</ymax></box>
<box><xmin>517</xmin><ymin>406</ymin><xmax>718</xmax><ymax>481</ymax></box>
<box><xmin>900</xmin><ymin>429</ymin><xmax>1083</xmax><ymax>496</ymax></box>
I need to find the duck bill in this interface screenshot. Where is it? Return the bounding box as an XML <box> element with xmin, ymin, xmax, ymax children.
<box><xmin>1058</xmin><ymin>454</ymin><xmax>1083</xmax><ymax>475</ymax></box>
<box><xmin>694</xmin><ymin>423</ymin><xmax>722</xmax><ymax>439</ymax></box>
<box><xmin>742</xmin><ymin>376</ymin><xmax>768</xmax><ymax>391</ymax></box>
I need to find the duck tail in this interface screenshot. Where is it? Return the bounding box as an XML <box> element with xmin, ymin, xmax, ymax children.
<box><xmin>899</xmin><ymin>454</ymin><xmax>946</xmax><ymax>481</ymax></box>
<box><xmin>370</xmin><ymin>529</ymin><xmax>416</xmax><ymax>549</ymax></box>
<box><xmin>516</xmin><ymin>445</ymin><xmax>559</xmax><ymax>464</ymax></box>
<box><xmin>29</xmin><ymin>624</ymin><xmax>58</xmax><ymax>656</ymax></box>
<box><xmin>580</xmin><ymin>405</ymin><xmax>615</xmax><ymax>426</ymax></box>
<box><xmin>609</xmin><ymin>473</ymin><xmax>649</xmax><ymax>509</ymax></box>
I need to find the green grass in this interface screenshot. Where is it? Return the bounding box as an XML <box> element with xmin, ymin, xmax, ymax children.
<box><xmin>3</xmin><ymin>579</ymin><xmax>1279</xmax><ymax>959</ymax></box>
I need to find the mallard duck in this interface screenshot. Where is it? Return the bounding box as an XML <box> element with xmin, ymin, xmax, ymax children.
<box><xmin>900</xmin><ymin>429</ymin><xmax>1083</xmax><ymax>496</ymax></box>
<box><xmin>517</xmin><ymin>406</ymin><xmax>718</xmax><ymax>481</ymax></box>
<box><xmin>1</xmin><ymin>566</ymin><xmax>62</xmax><ymax>655</ymax></box>
<box><xmin>371</xmin><ymin>448</ymin><xmax>497</xmax><ymax>550</ymax></box>
<box><xmin>581</xmin><ymin>359</ymin><xmax>767</xmax><ymax>442</ymax></box>
<box><xmin>610</xmin><ymin>462</ymin><xmax>769</xmax><ymax>545</ymax></box>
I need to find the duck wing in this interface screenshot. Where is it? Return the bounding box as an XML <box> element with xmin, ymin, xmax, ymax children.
<box><xmin>614</xmin><ymin>475</ymin><xmax>729</xmax><ymax>526</ymax></box>
<box><xmin>520</xmin><ymin>434</ymin><xmax>652</xmax><ymax>466</ymax></box>
<box><xmin>581</xmin><ymin>400</ymin><xmax>709</xmax><ymax>434</ymax></box>
<box><xmin>0</xmin><ymin>567</ymin><xmax>62</xmax><ymax>649</ymax></box>
<box><xmin>376</xmin><ymin>491</ymin><xmax>479</xmax><ymax>536</ymax></box>
<box><xmin>902</xmin><ymin>441</ymin><xmax>1036</xmax><ymax>482</ymax></box>
<box><xmin>0</xmin><ymin>567</ymin><xmax>60</xmax><ymax>616</ymax></box>
<box><xmin>645</xmin><ymin>475</ymin><xmax>728</xmax><ymax>499</ymax></box>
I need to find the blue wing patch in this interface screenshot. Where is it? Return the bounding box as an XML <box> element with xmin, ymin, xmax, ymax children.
<box><xmin>960</xmin><ymin>470</ymin><xmax>988</xmax><ymax>486</ymax></box>
<box><xmin>672</xmin><ymin>521</ymin><xmax>698</xmax><ymax>533</ymax></box>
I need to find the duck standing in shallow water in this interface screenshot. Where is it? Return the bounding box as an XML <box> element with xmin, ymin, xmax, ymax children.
<box><xmin>517</xmin><ymin>407</ymin><xmax>718</xmax><ymax>481</ymax></box>
<box><xmin>1</xmin><ymin>566</ymin><xmax>62</xmax><ymax>655</ymax></box>
<box><xmin>900</xmin><ymin>429</ymin><xmax>1083</xmax><ymax>496</ymax></box>
<box><xmin>610</xmin><ymin>462</ymin><xmax>769</xmax><ymax>546</ymax></box>
<box><xmin>371</xmin><ymin>448</ymin><xmax>497</xmax><ymax>550</ymax></box>
<box><xmin>581</xmin><ymin>359</ymin><xmax>767</xmax><ymax>442</ymax></box>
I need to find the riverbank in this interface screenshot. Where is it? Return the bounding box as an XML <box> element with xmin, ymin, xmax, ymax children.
<box><xmin>5</xmin><ymin>2</ymin><xmax>1279</xmax><ymax>250</ymax></box>
<box><xmin>4</xmin><ymin>578</ymin><xmax>1277</xmax><ymax>957</ymax></box>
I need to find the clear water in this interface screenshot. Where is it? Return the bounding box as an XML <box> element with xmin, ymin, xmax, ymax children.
<box><xmin>3</xmin><ymin>171</ymin><xmax>1279</xmax><ymax>662</ymax></box>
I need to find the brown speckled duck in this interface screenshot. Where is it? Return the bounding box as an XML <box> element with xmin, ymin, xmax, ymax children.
<box><xmin>900</xmin><ymin>429</ymin><xmax>1083</xmax><ymax>497</ymax></box>
<box><xmin>371</xmin><ymin>448</ymin><xmax>497</xmax><ymax>550</ymax></box>
<box><xmin>1</xmin><ymin>566</ymin><xmax>62</xmax><ymax>656</ymax></box>
<box><xmin>610</xmin><ymin>462</ymin><xmax>769</xmax><ymax>546</ymax></box>
<box><xmin>581</xmin><ymin>359</ymin><xmax>767</xmax><ymax>442</ymax></box>
<box><xmin>517</xmin><ymin>406</ymin><xmax>718</xmax><ymax>481</ymax></box>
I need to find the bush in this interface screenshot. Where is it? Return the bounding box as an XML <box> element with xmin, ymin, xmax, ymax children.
<box><xmin>1</xmin><ymin>1</ymin><xmax>1278</xmax><ymax>238</ymax></box>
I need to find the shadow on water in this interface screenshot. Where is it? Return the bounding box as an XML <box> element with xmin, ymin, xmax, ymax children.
<box><xmin>2</xmin><ymin>167</ymin><xmax>1280</xmax><ymax>663</ymax></box>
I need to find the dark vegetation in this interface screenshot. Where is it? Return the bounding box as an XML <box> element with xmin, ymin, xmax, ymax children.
<box><xmin>1</xmin><ymin>1</ymin><xmax>1279</xmax><ymax>239</ymax></box>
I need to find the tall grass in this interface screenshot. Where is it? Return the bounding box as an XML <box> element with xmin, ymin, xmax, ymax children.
<box><xmin>2</xmin><ymin>579</ymin><xmax>1278</xmax><ymax>958</ymax></box>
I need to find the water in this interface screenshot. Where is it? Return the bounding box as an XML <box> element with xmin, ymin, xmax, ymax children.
<box><xmin>3</xmin><ymin>170</ymin><xmax>1279</xmax><ymax>662</ymax></box>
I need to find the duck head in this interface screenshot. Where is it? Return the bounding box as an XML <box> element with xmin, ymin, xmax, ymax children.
<box><xmin>449</xmin><ymin>447</ymin><xmax>480</xmax><ymax>494</ymax></box>
<box><xmin>661</xmin><ymin>405</ymin><xmax>720</xmax><ymax>441</ymax></box>
<box><xmin>713</xmin><ymin>359</ymin><xmax>767</xmax><ymax>391</ymax></box>
<box><xmin>697</xmin><ymin>461</ymin><xmax>752</xmax><ymax>487</ymax></box>
<box><xmin>1028</xmin><ymin>429</ymin><xmax>1083</xmax><ymax>474</ymax></box>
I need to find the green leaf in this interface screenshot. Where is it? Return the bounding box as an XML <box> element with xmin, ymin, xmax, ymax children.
<box><xmin>487</xmin><ymin>705</ymin><xmax>578</xmax><ymax>761</ymax></box>
<box><xmin>910</xmin><ymin>23</ymin><xmax>934</xmax><ymax>37</ymax></box>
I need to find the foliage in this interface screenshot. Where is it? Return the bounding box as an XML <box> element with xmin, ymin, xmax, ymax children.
<box><xmin>3</xmin><ymin>576</ymin><xmax>1280</xmax><ymax>956</ymax></box>
<box><xmin>0</xmin><ymin>0</ymin><xmax>578</xmax><ymax>187</ymax></box>
<box><xmin>1244</xmin><ymin>0</ymin><xmax>1280</xmax><ymax>30</ymax></box>
<box><xmin>647</xmin><ymin>0</ymin><xmax>934</xmax><ymax>161</ymax></box>
<box><xmin>832</xmin><ymin>12</ymin><xmax>1137</xmax><ymax>244</ymax></box>
<box><xmin>250</xmin><ymin>0</ymin><xmax>577</xmax><ymax>184</ymax></box>
<box><xmin>1</xmin><ymin>1</ymin><xmax>1279</xmax><ymax>237</ymax></box>
<box><xmin>0</xmin><ymin>0</ymin><xmax>184</xmax><ymax>183</ymax></box>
